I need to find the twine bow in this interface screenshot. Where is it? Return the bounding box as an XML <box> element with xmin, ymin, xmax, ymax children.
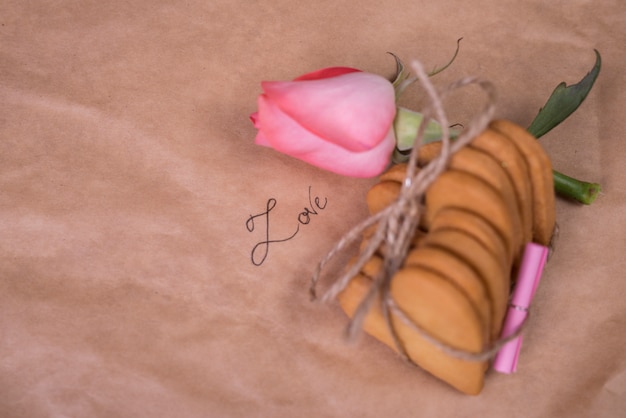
<box><xmin>309</xmin><ymin>60</ymin><xmax>527</xmax><ymax>363</ymax></box>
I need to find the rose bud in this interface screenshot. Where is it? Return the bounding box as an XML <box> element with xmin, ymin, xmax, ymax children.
<box><xmin>250</xmin><ymin>67</ymin><xmax>397</xmax><ymax>178</ymax></box>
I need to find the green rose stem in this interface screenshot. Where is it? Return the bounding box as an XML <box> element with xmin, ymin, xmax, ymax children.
<box><xmin>552</xmin><ymin>170</ymin><xmax>600</xmax><ymax>205</ymax></box>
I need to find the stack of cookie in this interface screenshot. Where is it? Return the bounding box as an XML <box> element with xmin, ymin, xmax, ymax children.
<box><xmin>338</xmin><ymin>120</ymin><xmax>555</xmax><ymax>395</ymax></box>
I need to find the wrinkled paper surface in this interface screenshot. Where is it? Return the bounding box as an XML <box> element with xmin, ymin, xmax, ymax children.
<box><xmin>1</xmin><ymin>0</ymin><xmax>625</xmax><ymax>416</ymax></box>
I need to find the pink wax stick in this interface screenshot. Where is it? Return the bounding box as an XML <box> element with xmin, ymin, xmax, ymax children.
<box><xmin>493</xmin><ymin>243</ymin><xmax>549</xmax><ymax>374</ymax></box>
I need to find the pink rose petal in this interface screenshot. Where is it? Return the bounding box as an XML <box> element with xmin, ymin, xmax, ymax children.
<box><xmin>258</xmin><ymin>95</ymin><xmax>394</xmax><ymax>177</ymax></box>
<box><xmin>249</xmin><ymin>112</ymin><xmax>260</xmax><ymax>128</ymax></box>
<box><xmin>254</xmin><ymin>130</ymin><xmax>271</xmax><ymax>147</ymax></box>
<box><xmin>261</xmin><ymin>72</ymin><xmax>395</xmax><ymax>152</ymax></box>
<box><xmin>293</xmin><ymin>67</ymin><xmax>360</xmax><ymax>81</ymax></box>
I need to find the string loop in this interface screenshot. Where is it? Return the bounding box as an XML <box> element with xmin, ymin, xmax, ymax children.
<box><xmin>310</xmin><ymin>60</ymin><xmax>511</xmax><ymax>361</ymax></box>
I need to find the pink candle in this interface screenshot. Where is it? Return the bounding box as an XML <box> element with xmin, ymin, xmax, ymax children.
<box><xmin>493</xmin><ymin>243</ymin><xmax>549</xmax><ymax>374</ymax></box>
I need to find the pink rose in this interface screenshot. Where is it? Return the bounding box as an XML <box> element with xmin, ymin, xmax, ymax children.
<box><xmin>250</xmin><ymin>67</ymin><xmax>397</xmax><ymax>178</ymax></box>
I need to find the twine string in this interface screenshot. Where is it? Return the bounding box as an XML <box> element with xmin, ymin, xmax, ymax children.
<box><xmin>309</xmin><ymin>59</ymin><xmax>527</xmax><ymax>362</ymax></box>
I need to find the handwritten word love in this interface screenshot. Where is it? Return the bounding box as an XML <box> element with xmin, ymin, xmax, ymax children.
<box><xmin>246</xmin><ymin>186</ymin><xmax>328</xmax><ymax>266</ymax></box>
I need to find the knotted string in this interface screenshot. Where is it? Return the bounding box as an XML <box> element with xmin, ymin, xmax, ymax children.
<box><xmin>310</xmin><ymin>59</ymin><xmax>528</xmax><ymax>363</ymax></box>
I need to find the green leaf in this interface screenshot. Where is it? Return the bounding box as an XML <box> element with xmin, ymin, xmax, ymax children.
<box><xmin>428</xmin><ymin>38</ymin><xmax>463</xmax><ymax>77</ymax></box>
<box><xmin>388</xmin><ymin>53</ymin><xmax>411</xmax><ymax>97</ymax></box>
<box><xmin>388</xmin><ymin>40</ymin><xmax>463</xmax><ymax>100</ymax></box>
<box><xmin>527</xmin><ymin>49</ymin><xmax>601</xmax><ymax>138</ymax></box>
